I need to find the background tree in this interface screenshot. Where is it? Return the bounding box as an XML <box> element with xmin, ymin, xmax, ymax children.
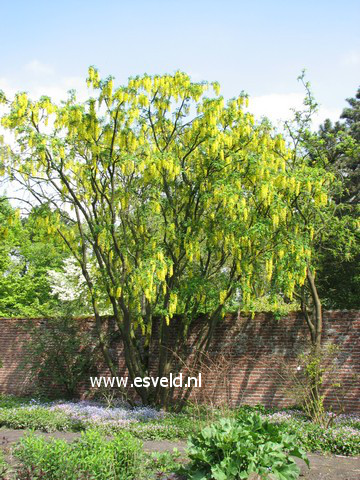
<box><xmin>314</xmin><ymin>88</ymin><xmax>360</xmax><ymax>309</ymax></box>
<box><xmin>282</xmin><ymin>76</ymin><xmax>359</xmax><ymax>352</ymax></box>
<box><xmin>47</xmin><ymin>256</ymin><xmax>111</xmax><ymax>315</ymax></box>
<box><xmin>0</xmin><ymin>199</ymin><xmax>67</xmax><ymax>317</ymax></box>
<box><xmin>279</xmin><ymin>76</ymin><xmax>359</xmax><ymax>417</ymax></box>
<box><xmin>1</xmin><ymin>69</ymin><xmax>321</xmax><ymax>406</ymax></box>
<box><xmin>341</xmin><ymin>87</ymin><xmax>360</xmax><ymax>141</ymax></box>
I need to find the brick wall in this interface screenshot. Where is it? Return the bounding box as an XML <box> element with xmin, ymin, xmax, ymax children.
<box><xmin>177</xmin><ymin>311</ymin><xmax>360</xmax><ymax>413</ymax></box>
<box><xmin>0</xmin><ymin>311</ymin><xmax>359</xmax><ymax>412</ymax></box>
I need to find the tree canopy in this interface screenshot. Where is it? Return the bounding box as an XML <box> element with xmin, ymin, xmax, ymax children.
<box><xmin>0</xmin><ymin>199</ymin><xmax>66</xmax><ymax>317</ymax></box>
<box><xmin>314</xmin><ymin>87</ymin><xmax>360</xmax><ymax>309</ymax></box>
<box><xmin>0</xmin><ymin>68</ymin><xmax>333</xmax><ymax>404</ymax></box>
<box><xmin>281</xmin><ymin>77</ymin><xmax>359</xmax><ymax>349</ymax></box>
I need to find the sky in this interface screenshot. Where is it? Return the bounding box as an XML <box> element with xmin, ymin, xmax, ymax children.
<box><xmin>0</xmin><ymin>0</ymin><xmax>359</xmax><ymax>128</ymax></box>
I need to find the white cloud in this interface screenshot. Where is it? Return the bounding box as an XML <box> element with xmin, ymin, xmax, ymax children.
<box><xmin>24</xmin><ymin>60</ymin><xmax>54</xmax><ymax>75</ymax></box>
<box><xmin>313</xmin><ymin>106</ymin><xmax>342</xmax><ymax>128</ymax></box>
<box><xmin>248</xmin><ymin>92</ymin><xmax>340</xmax><ymax>129</ymax></box>
<box><xmin>249</xmin><ymin>92</ymin><xmax>304</xmax><ymax>124</ymax></box>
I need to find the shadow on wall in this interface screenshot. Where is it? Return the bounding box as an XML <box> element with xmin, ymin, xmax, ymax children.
<box><xmin>178</xmin><ymin>311</ymin><xmax>360</xmax><ymax>413</ymax></box>
<box><xmin>0</xmin><ymin>311</ymin><xmax>359</xmax><ymax>412</ymax></box>
<box><xmin>181</xmin><ymin>312</ymin><xmax>309</xmax><ymax>409</ymax></box>
<box><xmin>0</xmin><ymin>318</ymin><xmax>35</xmax><ymax>396</ymax></box>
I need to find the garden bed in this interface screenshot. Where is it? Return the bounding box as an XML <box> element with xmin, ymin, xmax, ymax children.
<box><xmin>1</xmin><ymin>429</ymin><xmax>360</xmax><ymax>480</ymax></box>
<box><xmin>1</xmin><ymin>397</ymin><xmax>359</xmax><ymax>455</ymax></box>
<box><xmin>1</xmin><ymin>396</ymin><xmax>360</xmax><ymax>479</ymax></box>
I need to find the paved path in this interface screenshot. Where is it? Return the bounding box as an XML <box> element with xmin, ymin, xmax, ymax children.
<box><xmin>1</xmin><ymin>428</ymin><xmax>360</xmax><ymax>479</ymax></box>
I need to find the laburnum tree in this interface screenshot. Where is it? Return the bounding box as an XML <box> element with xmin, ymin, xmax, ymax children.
<box><xmin>0</xmin><ymin>69</ymin><xmax>329</xmax><ymax>405</ymax></box>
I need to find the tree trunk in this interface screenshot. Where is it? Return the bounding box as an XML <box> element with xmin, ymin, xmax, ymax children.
<box><xmin>300</xmin><ymin>267</ymin><xmax>324</xmax><ymax>417</ymax></box>
<box><xmin>306</xmin><ymin>267</ymin><xmax>323</xmax><ymax>354</ymax></box>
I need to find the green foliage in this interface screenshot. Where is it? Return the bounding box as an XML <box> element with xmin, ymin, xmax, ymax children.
<box><xmin>0</xmin><ymin>394</ymin><xmax>38</xmax><ymax>409</ymax></box>
<box><xmin>15</xmin><ymin>430</ymin><xmax>143</xmax><ymax>480</ymax></box>
<box><xmin>23</xmin><ymin>315</ymin><xmax>98</xmax><ymax>398</ymax></box>
<box><xmin>0</xmin><ymin>199</ymin><xmax>68</xmax><ymax>317</ymax></box>
<box><xmin>0</xmin><ymin>449</ymin><xmax>7</xmax><ymax>479</ymax></box>
<box><xmin>341</xmin><ymin>87</ymin><xmax>360</xmax><ymax>142</ymax></box>
<box><xmin>233</xmin><ymin>404</ymin><xmax>269</xmax><ymax>415</ymax></box>
<box><xmin>0</xmin><ymin>406</ymin><xmax>82</xmax><ymax>432</ymax></box>
<box><xmin>317</xmin><ymin>251</ymin><xmax>360</xmax><ymax>310</ymax></box>
<box><xmin>290</xmin><ymin>82</ymin><xmax>360</xmax><ymax>311</ymax></box>
<box><xmin>276</xmin><ymin>419</ymin><xmax>360</xmax><ymax>456</ymax></box>
<box><xmin>330</xmin><ymin>86</ymin><xmax>360</xmax><ymax>204</ymax></box>
<box><xmin>312</xmin><ymin>87</ymin><xmax>360</xmax><ymax>310</ymax></box>
<box><xmin>242</xmin><ymin>294</ymin><xmax>299</xmax><ymax>319</ymax></box>
<box><xmin>185</xmin><ymin>412</ymin><xmax>309</xmax><ymax>480</ymax></box>
<box><xmin>146</xmin><ymin>449</ymin><xmax>181</xmax><ymax>476</ymax></box>
<box><xmin>126</xmin><ymin>415</ymin><xmax>198</xmax><ymax>440</ymax></box>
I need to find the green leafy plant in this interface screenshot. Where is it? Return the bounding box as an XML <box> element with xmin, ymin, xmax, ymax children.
<box><xmin>15</xmin><ymin>429</ymin><xmax>143</xmax><ymax>479</ymax></box>
<box><xmin>0</xmin><ymin>449</ymin><xmax>8</xmax><ymax>480</ymax></box>
<box><xmin>276</xmin><ymin>419</ymin><xmax>360</xmax><ymax>456</ymax></box>
<box><xmin>0</xmin><ymin>406</ymin><xmax>82</xmax><ymax>432</ymax></box>
<box><xmin>0</xmin><ymin>394</ymin><xmax>36</xmax><ymax>409</ymax></box>
<box><xmin>185</xmin><ymin>412</ymin><xmax>309</xmax><ymax>480</ymax></box>
<box><xmin>146</xmin><ymin>449</ymin><xmax>182</xmax><ymax>476</ymax></box>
